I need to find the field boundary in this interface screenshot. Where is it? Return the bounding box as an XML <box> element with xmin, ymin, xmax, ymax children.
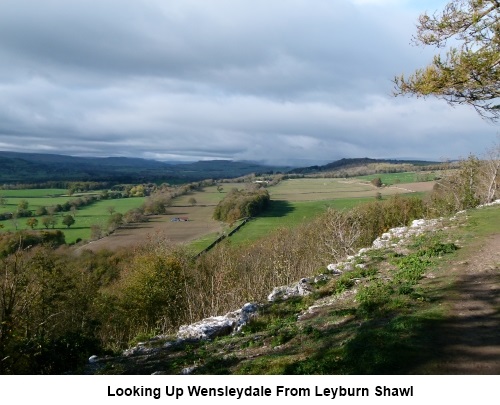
<box><xmin>195</xmin><ymin>217</ymin><xmax>251</xmax><ymax>257</ymax></box>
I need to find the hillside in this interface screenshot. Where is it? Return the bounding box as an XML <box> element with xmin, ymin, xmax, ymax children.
<box><xmin>85</xmin><ymin>203</ymin><xmax>500</xmax><ymax>375</ymax></box>
<box><xmin>0</xmin><ymin>151</ymin><xmax>442</xmax><ymax>185</ymax></box>
<box><xmin>287</xmin><ymin>158</ymin><xmax>440</xmax><ymax>175</ymax></box>
<box><xmin>0</xmin><ymin>151</ymin><xmax>287</xmax><ymax>184</ymax></box>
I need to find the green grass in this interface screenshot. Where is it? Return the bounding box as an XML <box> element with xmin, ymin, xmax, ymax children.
<box><xmin>0</xmin><ymin>188</ymin><xmax>68</xmax><ymax>198</ymax></box>
<box><xmin>188</xmin><ymin>219</ymin><xmax>246</xmax><ymax>254</ymax></box>
<box><xmin>189</xmin><ymin>176</ymin><xmax>432</xmax><ymax>249</ymax></box>
<box><xmin>464</xmin><ymin>204</ymin><xmax>500</xmax><ymax>236</ymax></box>
<box><xmin>92</xmin><ymin>202</ymin><xmax>500</xmax><ymax>375</ymax></box>
<box><xmin>172</xmin><ymin>183</ymin><xmax>245</xmax><ymax>206</ymax></box>
<box><xmin>61</xmin><ymin>197</ymin><xmax>146</xmax><ymax>243</ymax></box>
<box><xmin>0</xmin><ymin>189</ymin><xmax>145</xmax><ymax>244</ymax></box>
<box><xmin>225</xmin><ymin>197</ymin><xmax>374</xmax><ymax>246</ymax></box>
<box><xmin>0</xmin><ymin>189</ymin><xmax>73</xmax><ymax>213</ymax></box>
<box><xmin>355</xmin><ymin>172</ymin><xmax>436</xmax><ymax>185</ymax></box>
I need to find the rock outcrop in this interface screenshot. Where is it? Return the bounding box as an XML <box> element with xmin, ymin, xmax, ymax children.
<box><xmin>177</xmin><ymin>302</ymin><xmax>259</xmax><ymax>340</ymax></box>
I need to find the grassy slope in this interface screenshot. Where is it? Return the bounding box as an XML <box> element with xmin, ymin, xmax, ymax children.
<box><xmin>94</xmin><ymin>204</ymin><xmax>500</xmax><ymax>375</ymax></box>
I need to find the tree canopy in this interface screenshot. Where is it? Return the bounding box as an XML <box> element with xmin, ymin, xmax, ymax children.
<box><xmin>394</xmin><ymin>0</ymin><xmax>500</xmax><ymax>121</ymax></box>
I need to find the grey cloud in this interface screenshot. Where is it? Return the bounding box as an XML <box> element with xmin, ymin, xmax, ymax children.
<box><xmin>0</xmin><ymin>0</ymin><xmax>497</xmax><ymax>165</ymax></box>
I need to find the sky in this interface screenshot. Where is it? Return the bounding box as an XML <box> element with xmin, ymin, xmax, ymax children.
<box><xmin>0</xmin><ymin>0</ymin><xmax>497</xmax><ymax>166</ymax></box>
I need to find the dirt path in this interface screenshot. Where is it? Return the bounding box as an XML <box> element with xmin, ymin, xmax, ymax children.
<box><xmin>430</xmin><ymin>233</ymin><xmax>500</xmax><ymax>374</ymax></box>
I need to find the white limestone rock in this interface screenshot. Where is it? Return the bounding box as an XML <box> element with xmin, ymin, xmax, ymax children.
<box><xmin>267</xmin><ymin>278</ymin><xmax>312</xmax><ymax>302</ymax></box>
<box><xmin>176</xmin><ymin>302</ymin><xmax>258</xmax><ymax>341</ymax></box>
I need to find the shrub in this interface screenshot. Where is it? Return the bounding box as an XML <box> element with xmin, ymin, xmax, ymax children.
<box><xmin>371</xmin><ymin>177</ymin><xmax>383</xmax><ymax>187</ymax></box>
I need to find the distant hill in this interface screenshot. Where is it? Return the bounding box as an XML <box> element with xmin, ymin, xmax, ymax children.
<box><xmin>287</xmin><ymin>157</ymin><xmax>439</xmax><ymax>175</ymax></box>
<box><xmin>0</xmin><ymin>151</ymin><xmax>288</xmax><ymax>185</ymax></box>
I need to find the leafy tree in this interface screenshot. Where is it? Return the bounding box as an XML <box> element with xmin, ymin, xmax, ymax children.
<box><xmin>0</xmin><ymin>196</ymin><xmax>7</xmax><ymax>207</ymax></box>
<box><xmin>90</xmin><ymin>224</ymin><xmax>103</xmax><ymax>240</ymax></box>
<box><xmin>42</xmin><ymin>216</ymin><xmax>58</xmax><ymax>229</ymax></box>
<box><xmin>62</xmin><ymin>215</ymin><xmax>75</xmax><ymax>229</ymax></box>
<box><xmin>0</xmin><ymin>247</ymin><xmax>100</xmax><ymax>373</ymax></box>
<box><xmin>113</xmin><ymin>247</ymin><xmax>190</xmax><ymax>338</ymax></box>
<box><xmin>129</xmin><ymin>185</ymin><xmax>145</xmax><ymax>197</ymax></box>
<box><xmin>188</xmin><ymin>197</ymin><xmax>197</xmax><ymax>206</ymax></box>
<box><xmin>430</xmin><ymin>155</ymin><xmax>478</xmax><ymax>212</ymax></box>
<box><xmin>26</xmin><ymin>218</ymin><xmax>38</xmax><ymax>230</ymax></box>
<box><xmin>17</xmin><ymin>199</ymin><xmax>29</xmax><ymax>212</ymax></box>
<box><xmin>394</xmin><ymin>1</ymin><xmax>500</xmax><ymax>120</ymax></box>
<box><xmin>35</xmin><ymin>206</ymin><xmax>48</xmax><ymax>216</ymax></box>
<box><xmin>107</xmin><ymin>212</ymin><xmax>123</xmax><ymax>232</ymax></box>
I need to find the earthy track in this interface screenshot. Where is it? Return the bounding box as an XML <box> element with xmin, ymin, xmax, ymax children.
<box><xmin>427</xmin><ymin>233</ymin><xmax>500</xmax><ymax>374</ymax></box>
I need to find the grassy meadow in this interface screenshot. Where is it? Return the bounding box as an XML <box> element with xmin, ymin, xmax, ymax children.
<box><xmin>354</xmin><ymin>171</ymin><xmax>436</xmax><ymax>185</ymax></box>
<box><xmin>220</xmin><ymin>177</ymin><xmax>433</xmax><ymax>246</ymax></box>
<box><xmin>60</xmin><ymin>197</ymin><xmax>146</xmax><ymax>243</ymax></box>
<box><xmin>0</xmin><ymin>189</ymin><xmax>145</xmax><ymax>244</ymax></box>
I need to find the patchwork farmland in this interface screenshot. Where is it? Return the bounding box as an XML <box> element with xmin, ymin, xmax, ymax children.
<box><xmin>76</xmin><ymin>176</ymin><xmax>435</xmax><ymax>253</ymax></box>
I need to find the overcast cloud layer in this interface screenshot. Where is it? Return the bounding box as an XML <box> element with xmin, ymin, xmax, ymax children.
<box><xmin>0</xmin><ymin>0</ymin><xmax>497</xmax><ymax>165</ymax></box>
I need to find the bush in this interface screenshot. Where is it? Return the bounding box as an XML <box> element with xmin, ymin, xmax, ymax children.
<box><xmin>371</xmin><ymin>177</ymin><xmax>383</xmax><ymax>187</ymax></box>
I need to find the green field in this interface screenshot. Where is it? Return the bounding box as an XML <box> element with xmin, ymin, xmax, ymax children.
<box><xmin>355</xmin><ymin>171</ymin><xmax>436</xmax><ymax>185</ymax></box>
<box><xmin>0</xmin><ymin>189</ymin><xmax>145</xmax><ymax>244</ymax></box>
<box><xmin>191</xmin><ymin>177</ymin><xmax>432</xmax><ymax>248</ymax></box>
<box><xmin>268</xmin><ymin>177</ymin><xmax>430</xmax><ymax>201</ymax></box>
<box><xmin>0</xmin><ymin>188</ymin><xmax>72</xmax><ymax>211</ymax></box>
<box><xmin>1</xmin><ymin>177</ymin><xmax>433</xmax><ymax>249</ymax></box>
<box><xmin>0</xmin><ymin>188</ymin><xmax>69</xmax><ymax>198</ymax></box>
<box><xmin>227</xmin><ymin>198</ymin><xmax>374</xmax><ymax>246</ymax></box>
<box><xmin>60</xmin><ymin>197</ymin><xmax>146</xmax><ymax>243</ymax></box>
<box><xmin>173</xmin><ymin>183</ymin><xmax>243</xmax><ymax>206</ymax></box>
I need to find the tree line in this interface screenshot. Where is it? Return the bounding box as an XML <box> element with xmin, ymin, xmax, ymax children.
<box><xmin>213</xmin><ymin>188</ymin><xmax>270</xmax><ymax>223</ymax></box>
